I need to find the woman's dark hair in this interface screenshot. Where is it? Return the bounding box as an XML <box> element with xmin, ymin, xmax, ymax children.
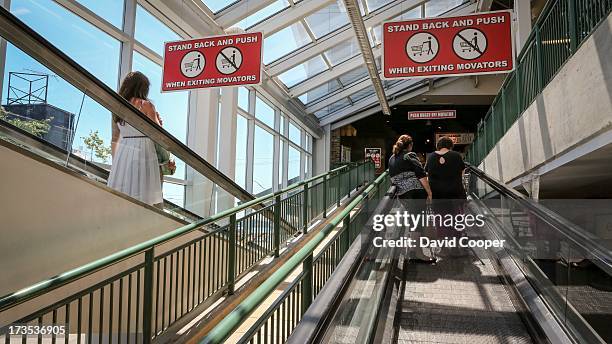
<box><xmin>392</xmin><ymin>134</ymin><xmax>413</xmax><ymax>155</ymax></box>
<box><xmin>114</xmin><ymin>71</ymin><xmax>150</xmax><ymax>123</ymax></box>
<box><xmin>436</xmin><ymin>136</ymin><xmax>454</xmax><ymax>150</ymax></box>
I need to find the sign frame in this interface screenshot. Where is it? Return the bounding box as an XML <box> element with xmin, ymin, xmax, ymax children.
<box><xmin>381</xmin><ymin>10</ymin><xmax>516</xmax><ymax>80</ymax></box>
<box><xmin>161</xmin><ymin>31</ymin><xmax>264</xmax><ymax>93</ymax></box>
<box><xmin>365</xmin><ymin>147</ymin><xmax>383</xmax><ymax>169</ymax></box>
<box><xmin>408</xmin><ymin>110</ymin><xmax>457</xmax><ymax>120</ymax></box>
<box><xmin>435</xmin><ymin>132</ymin><xmax>475</xmax><ymax>145</ymax></box>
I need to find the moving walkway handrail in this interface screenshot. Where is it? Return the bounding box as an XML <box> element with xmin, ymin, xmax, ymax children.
<box><xmin>467</xmin><ymin>164</ymin><xmax>612</xmax><ymax>275</ymax></box>
<box><xmin>0</xmin><ymin>6</ymin><xmax>252</xmax><ymax>202</ymax></box>
<box><xmin>200</xmin><ymin>171</ymin><xmax>389</xmax><ymax>344</ymax></box>
<box><xmin>0</xmin><ymin>161</ymin><xmax>364</xmax><ymax>312</ymax></box>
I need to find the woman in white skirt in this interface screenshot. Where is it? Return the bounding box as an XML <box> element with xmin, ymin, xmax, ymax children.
<box><xmin>108</xmin><ymin>71</ymin><xmax>163</xmax><ymax>206</ymax></box>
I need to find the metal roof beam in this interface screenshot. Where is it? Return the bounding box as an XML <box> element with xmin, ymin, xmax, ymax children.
<box><xmin>267</xmin><ymin>0</ymin><xmax>426</xmax><ymax>76</ymax></box>
<box><xmin>306</xmin><ymin>74</ymin><xmax>376</xmax><ymax>113</ymax></box>
<box><xmin>290</xmin><ymin>45</ymin><xmax>381</xmax><ymax>97</ymax></box>
<box><xmin>248</xmin><ymin>0</ymin><xmax>335</xmax><ymax>37</ymax></box>
<box><xmin>215</xmin><ymin>0</ymin><xmax>277</xmax><ymax>28</ymax></box>
<box><xmin>342</xmin><ymin>0</ymin><xmax>390</xmax><ymax>115</ymax></box>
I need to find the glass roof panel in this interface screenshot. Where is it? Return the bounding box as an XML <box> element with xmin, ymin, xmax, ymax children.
<box><xmin>304</xmin><ymin>1</ymin><xmax>348</xmax><ymax>39</ymax></box>
<box><xmin>365</xmin><ymin>0</ymin><xmax>394</xmax><ymax>12</ymax></box>
<box><xmin>300</xmin><ymin>79</ymin><xmax>341</xmax><ymax>104</ymax></box>
<box><xmin>202</xmin><ymin>0</ymin><xmax>237</xmax><ymax>13</ymax></box>
<box><xmin>329</xmin><ymin>98</ymin><xmax>351</xmax><ymax>112</ymax></box>
<box><xmin>278</xmin><ymin>55</ymin><xmax>328</xmax><ymax>87</ymax></box>
<box><xmin>232</xmin><ymin>0</ymin><xmax>290</xmax><ymax>29</ymax></box>
<box><xmin>349</xmin><ymin>85</ymin><xmax>375</xmax><ymax>103</ymax></box>
<box><xmin>338</xmin><ymin>66</ymin><xmax>368</xmax><ymax>86</ymax></box>
<box><xmin>263</xmin><ymin>22</ymin><xmax>311</xmax><ymax>64</ymax></box>
<box><xmin>372</xmin><ymin>6</ymin><xmax>421</xmax><ymax>44</ymax></box>
<box><xmin>323</xmin><ymin>38</ymin><xmax>359</xmax><ymax>65</ymax></box>
<box><xmin>425</xmin><ymin>0</ymin><xmax>466</xmax><ymax>17</ymax></box>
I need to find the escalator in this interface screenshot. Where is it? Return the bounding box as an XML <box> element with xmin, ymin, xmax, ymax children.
<box><xmin>0</xmin><ymin>7</ymin><xmax>258</xmax><ymax>295</ymax></box>
<box><xmin>290</xmin><ymin>165</ymin><xmax>612</xmax><ymax>344</ymax></box>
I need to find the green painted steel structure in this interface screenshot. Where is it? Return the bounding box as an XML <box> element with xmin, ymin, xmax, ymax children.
<box><xmin>467</xmin><ymin>0</ymin><xmax>612</xmax><ymax>165</ymax></box>
<box><xmin>200</xmin><ymin>171</ymin><xmax>391</xmax><ymax>344</ymax></box>
<box><xmin>0</xmin><ymin>161</ymin><xmax>375</xmax><ymax>344</ymax></box>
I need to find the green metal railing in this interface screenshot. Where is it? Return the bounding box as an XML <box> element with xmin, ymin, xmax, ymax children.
<box><xmin>467</xmin><ymin>0</ymin><xmax>612</xmax><ymax>165</ymax></box>
<box><xmin>0</xmin><ymin>161</ymin><xmax>374</xmax><ymax>344</ymax></box>
<box><xmin>201</xmin><ymin>171</ymin><xmax>391</xmax><ymax>344</ymax></box>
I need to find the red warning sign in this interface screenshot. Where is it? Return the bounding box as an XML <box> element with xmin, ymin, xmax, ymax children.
<box><xmin>383</xmin><ymin>11</ymin><xmax>514</xmax><ymax>79</ymax></box>
<box><xmin>162</xmin><ymin>32</ymin><xmax>263</xmax><ymax>92</ymax></box>
<box><xmin>408</xmin><ymin>110</ymin><xmax>456</xmax><ymax>120</ymax></box>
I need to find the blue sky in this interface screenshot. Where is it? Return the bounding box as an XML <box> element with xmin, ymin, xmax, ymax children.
<box><xmin>3</xmin><ymin>0</ymin><xmax>307</xmax><ymax>208</ymax></box>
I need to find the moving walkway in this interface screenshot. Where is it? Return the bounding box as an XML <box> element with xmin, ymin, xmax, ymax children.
<box><xmin>200</xmin><ymin>166</ymin><xmax>611</xmax><ymax>344</ymax></box>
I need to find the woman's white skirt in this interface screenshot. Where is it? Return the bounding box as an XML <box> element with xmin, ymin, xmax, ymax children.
<box><xmin>108</xmin><ymin>137</ymin><xmax>163</xmax><ymax>206</ymax></box>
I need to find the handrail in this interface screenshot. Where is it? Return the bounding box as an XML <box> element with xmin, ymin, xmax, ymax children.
<box><xmin>200</xmin><ymin>171</ymin><xmax>389</xmax><ymax>344</ymax></box>
<box><xmin>0</xmin><ymin>6</ymin><xmax>253</xmax><ymax>202</ymax></box>
<box><xmin>467</xmin><ymin>0</ymin><xmax>612</xmax><ymax>165</ymax></box>
<box><xmin>0</xmin><ymin>161</ymin><xmax>369</xmax><ymax>312</ymax></box>
<box><xmin>466</xmin><ymin>164</ymin><xmax>612</xmax><ymax>275</ymax></box>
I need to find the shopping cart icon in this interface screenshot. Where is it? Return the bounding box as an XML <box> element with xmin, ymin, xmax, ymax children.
<box><xmin>411</xmin><ymin>36</ymin><xmax>435</xmax><ymax>56</ymax></box>
<box><xmin>459</xmin><ymin>41</ymin><xmax>474</xmax><ymax>52</ymax></box>
<box><xmin>183</xmin><ymin>56</ymin><xmax>203</xmax><ymax>72</ymax></box>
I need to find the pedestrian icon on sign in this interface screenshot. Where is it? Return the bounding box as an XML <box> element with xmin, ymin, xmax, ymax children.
<box><xmin>406</xmin><ymin>32</ymin><xmax>439</xmax><ymax>64</ymax></box>
<box><xmin>453</xmin><ymin>28</ymin><xmax>488</xmax><ymax>60</ymax></box>
<box><xmin>216</xmin><ymin>46</ymin><xmax>243</xmax><ymax>75</ymax></box>
<box><xmin>180</xmin><ymin>51</ymin><xmax>205</xmax><ymax>78</ymax></box>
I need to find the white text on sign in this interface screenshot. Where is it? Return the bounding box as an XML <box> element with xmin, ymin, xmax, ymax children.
<box><xmin>386</xmin><ymin>15</ymin><xmax>507</xmax><ymax>33</ymax></box>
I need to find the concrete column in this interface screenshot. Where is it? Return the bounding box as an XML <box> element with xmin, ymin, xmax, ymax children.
<box><xmin>217</xmin><ymin>87</ymin><xmax>238</xmax><ymax>211</ymax></box>
<box><xmin>0</xmin><ymin>0</ymin><xmax>13</xmax><ymax>100</ymax></box>
<box><xmin>272</xmin><ymin>110</ymin><xmax>280</xmax><ymax>191</ymax></box>
<box><xmin>521</xmin><ymin>173</ymin><xmax>540</xmax><ymax>201</ymax></box>
<box><xmin>300</xmin><ymin>130</ymin><xmax>306</xmax><ymax>181</ymax></box>
<box><xmin>282</xmin><ymin>118</ymin><xmax>289</xmax><ymax>187</ymax></box>
<box><xmin>185</xmin><ymin>88</ymin><xmax>219</xmax><ymax>217</ymax></box>
<box><xmin>245</xmin><ymin>89</ymin><xmax>256</xmax><ymax>193</ymax></box>
<box><xmin>514</xmin><ymin>0</ymin><xmax>532</xmax><ymax>52</ymax></box>
<box><xmin>313</xmin><ymin>124</ymin><xmax>331</xmax><ymax>175</ymax></box>
<box><xmin>118</xmin><ymin>0</ymin><xmax>137</xmax><ymax>84</ymax></box>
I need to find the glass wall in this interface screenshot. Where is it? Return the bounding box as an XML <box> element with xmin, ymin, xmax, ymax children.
<box><xmin>0</xmin><ymin>0</ymin><xmax>314</xmax><ymax>213</ymax></box>
<box><xmin>253</xmin><ymin>125</ymin><xmax>274</xmax><ymax>195</ymax></box>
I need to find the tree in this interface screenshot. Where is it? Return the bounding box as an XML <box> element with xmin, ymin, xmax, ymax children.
<box><xmin>82</xmin><ymin>130</ymin><xmax>112</xmax><ymax>163</ymax></box>
<box><xmin>0</xmin><ymin>106</ymin><xmax>52</xmax><ymax>138</ymax></box>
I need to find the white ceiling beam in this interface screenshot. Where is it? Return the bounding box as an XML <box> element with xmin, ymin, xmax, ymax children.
<box><xmin>248</xmin><ymin>0</ymin><xmax>335</xmax><ymax>37</ymax></box>
<box><xmin>326</xmin><ymin>78</ymin><xmax>461</xmax><ymax>128</ymax></box>
<box><xmin>156</xmin><ymin>0</ymin><xmax>323</xmax><ymax>137</ymax></box>
<box><xmin>342</xmin><ymin>0</ymin><xmax>390</xmax><ymax>115</ymax></box>
<box><xmin>215</xmin><ymin>0</ymin><xmax>277</xmax><ymax>28</ymax></box>
<box><xmin>306</xmin><ymin>75</ymin><xmax>374</xmax><ymax>113</ymax></box>
<box><xmin>267</xmin><ymin>0</ymin><xmax>427</xmax><ymax>76</ymax></box>
<box><xmin>290</xmin><ymin>45</ymin><xmax>381</xmax><ymax>97</ymax></box>
<box><xmin>319</xmin><ymin>79</ymin><xmax>423</xmax><ymax>125</ymax></box>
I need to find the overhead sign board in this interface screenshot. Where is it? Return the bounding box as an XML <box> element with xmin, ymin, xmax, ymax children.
<box><xmin>365</xmin><ymin>148</ymin><xmax>382</xmax><ymax>169</ymax></box>
<box><xmin>408</xmin><ymin>110</ymin><xmax>456</xmax><ymax>120</ymax></box>
<box><xmin>383</xmin><ymin>11</ymin><xmax>514</xmax><ymax>79</ymax></box>
<box><xmin>162</xmin><ymin>32</ymin><xmax>263</xmax><ymax>92</ymax></box>
<box><xmin>435</xmin><ymin>133</ymin><xmax>475</xmax><ymax>145</ymax></box>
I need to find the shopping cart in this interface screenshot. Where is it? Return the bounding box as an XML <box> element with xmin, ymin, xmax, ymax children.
<box><xmin>460</xmin><ymin>41</ymin><xmax>474</xmax><ymax>53</ymax></box>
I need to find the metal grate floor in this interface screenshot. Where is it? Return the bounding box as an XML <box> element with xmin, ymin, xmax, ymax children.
<box><xmin>395</xmin><ymin>251</ymin><xmax>533</xmax><ymax>344</ymax></box>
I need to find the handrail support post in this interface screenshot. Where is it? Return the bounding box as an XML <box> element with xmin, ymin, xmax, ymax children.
<box><xmin>323</xmin><ymin>176</ymin><xmax>328</xmax><ymax>218</ymax></box>
<box><xmin>303</xmin><ymin>183</ymin><xmax>309</xmax><ymax>234</ymax></box>
<box><xmin>228</xmin><ymin>214</ymin><xmax>237</xmax><ymax>295</ymax></box>
<box><xmin>301</xmin><ymin>253</ymin><xmax>313</xmax><ymax>314</ymax></box>
<box><xmin>142</xmin><ymin>248</ymin><xmax>154</xmax><ymax>344</ymax></box>
<box><xmin>274</xmin><ymin>194</ymin><xmax>281</xmax><ymax>257</ymax></box>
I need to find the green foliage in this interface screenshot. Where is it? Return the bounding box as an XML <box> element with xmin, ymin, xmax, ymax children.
<box><xmin>82</xmin><ymin>130</ymin><xmax>112</xmax><ymax>163</ymax></box>
<box><xmin>0</xmin><ymin>106</ymin><xmax>52</xmax><ymax>138</ymax></box>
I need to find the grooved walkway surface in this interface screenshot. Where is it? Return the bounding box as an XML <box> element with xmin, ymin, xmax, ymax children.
<box><xmin>396</xmin><ymin>253</ymin><xmax>533</xmax><ymax>344</ymax></box>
